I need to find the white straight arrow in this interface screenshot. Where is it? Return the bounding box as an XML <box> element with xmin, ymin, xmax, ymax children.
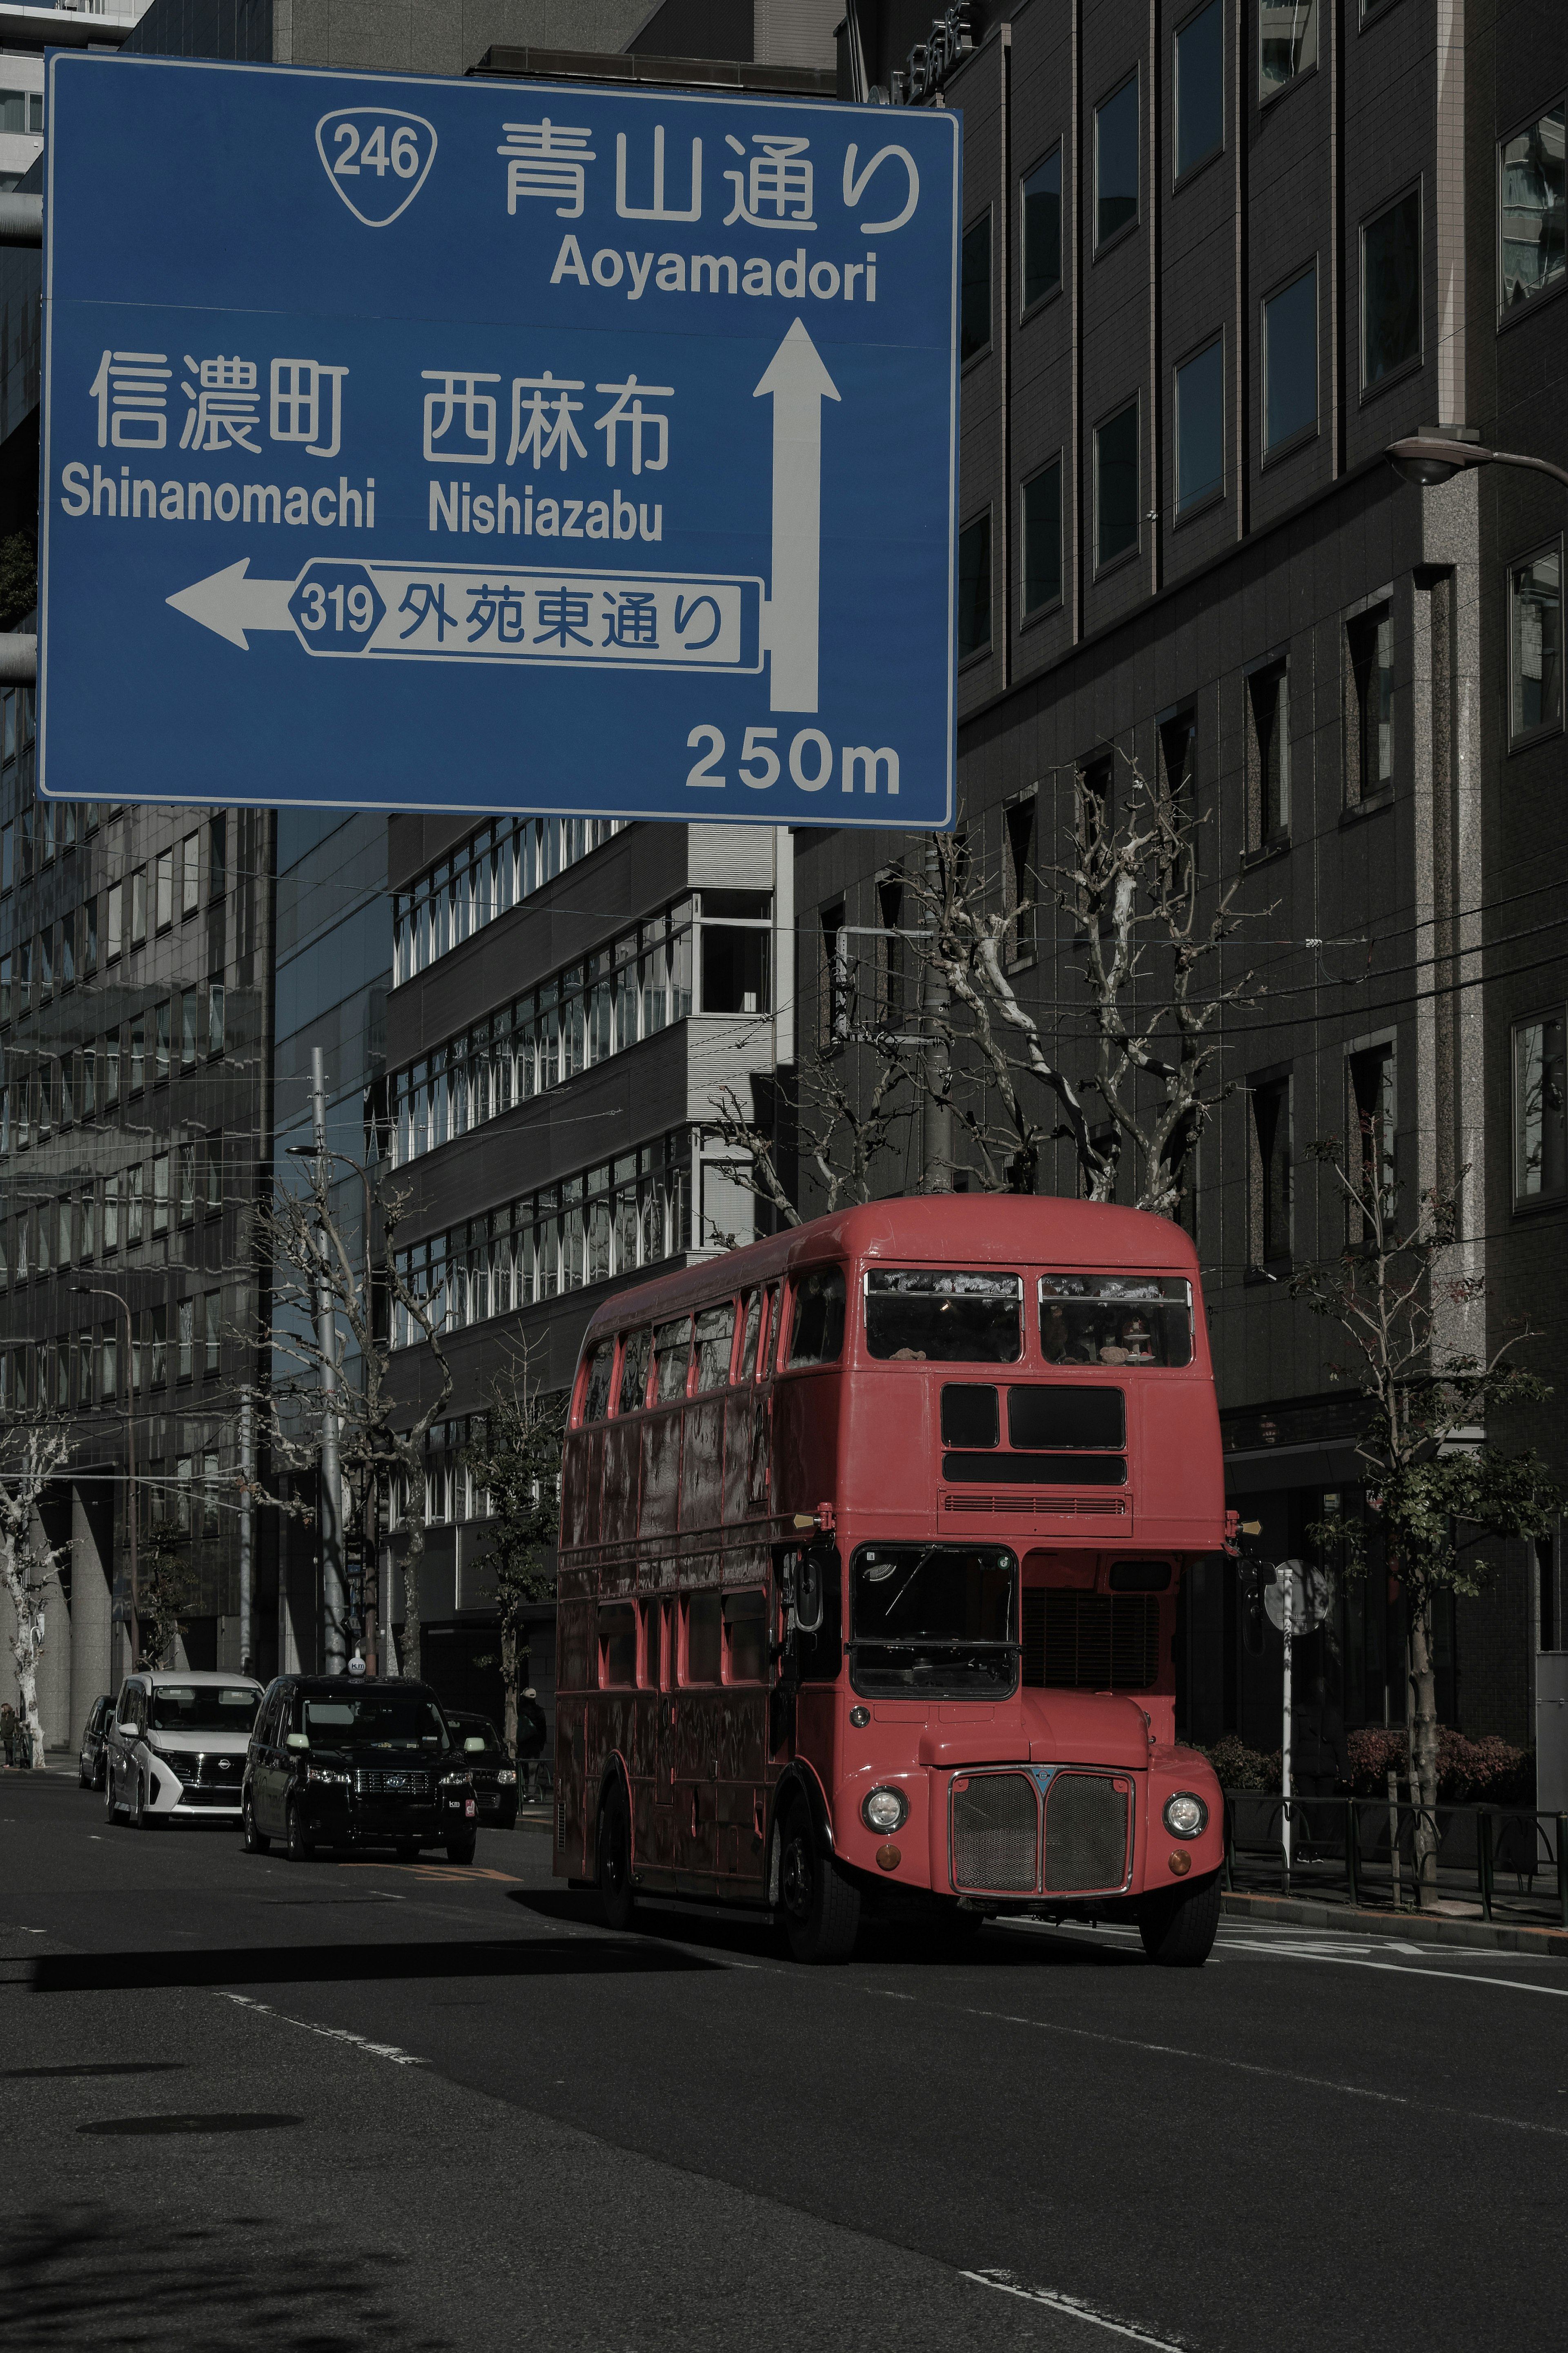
<box><xmin>166</xmin><ymin>558</ymin><xmax>296</xmax><ymax>650</ymax></box>
<box><xmin>754</xmin><ymin>317</ymin><xmax>840</xmax><ymax>715</ymax></box>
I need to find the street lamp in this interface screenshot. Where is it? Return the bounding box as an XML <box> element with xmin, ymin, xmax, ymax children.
<box><xmin>73</xmin><ymin>1280</ymin><xmax>138</xmax><ymax>1684</ymax></box>
<box><xmin>1386</xmin><ymin>435</ymin><xmax>1568</xmax><ymax>495</ymax></box>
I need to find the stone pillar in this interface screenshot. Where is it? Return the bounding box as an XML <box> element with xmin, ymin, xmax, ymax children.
<box><xmin>32</xmin><ymin>1504</ymin><xmax>72</xmax><ymax>1755</ymax></box>
<box><xmin>71</xmin><ymin>1482</ymin><xmax>115</xmax><ymax>1744</ymax></box>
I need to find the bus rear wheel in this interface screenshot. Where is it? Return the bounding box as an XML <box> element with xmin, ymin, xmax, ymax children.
<box><xmin>1137</xmin><ymin>1871</ymin><xmax>1221</xmax><ymax>1967</ymax></box>
<box><xmin>597</xmin><ymin>1781</ymin><xmax>636</xmax><ymax>1932</ymax></box>
<box><xmin>778</xmin><ymin>1800</ymin><xmax>860</xmax><ymax>1965</ymax></box>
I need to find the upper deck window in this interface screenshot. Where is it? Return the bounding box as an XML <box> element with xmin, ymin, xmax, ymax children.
<box><xmin>788</xmin><ymin>1267</ymin><xmax>846</xmax><ymax>1366</ymax></box>
<box><xmin>618</xmin><ymin>1327</ymin><xmax>650</xmax><ymax>1413</ymax></box>
<box><xmin>653</xmin><ymin>1316</ymin><xmax>692</xmax><ymax>1401</ymax></box>
<box><xmin>580</xmin><ymin>1339</ymin><xmax>615</xmax><ymax>1423</ymax></box>
<box><xmin>1039</xmin><ymin>1275</ymin><xmax>1193</xmax><ymax>1367</ymax></box>
<box><xmin>865</xmin><ymin>1269</ymin><xmax>1023</xmax><ymax>1363</ymax></box>
<box><xmin>693</xmin><ymin>1303</ymin><xmax>736</xmax><ymax>1392</ymax></box>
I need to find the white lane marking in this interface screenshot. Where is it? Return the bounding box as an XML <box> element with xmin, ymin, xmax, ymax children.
<box><xmin>215</xmin><ymin>1990</ymin><xmax>428</xmax><ymax>2067</ymax></box>
<box><xmin>1217</xmin><ymin>1939</ymin><xmax>1568</xmax><ymax>1997</ymax></box>
<box><xmin>962</xmin><ymin>2267</ymin><xmax>1192</xmax><ymax>2350</ymax></box>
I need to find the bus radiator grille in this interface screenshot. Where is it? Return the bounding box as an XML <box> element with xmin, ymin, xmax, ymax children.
<box><xmin>950</xmin><ymin>1772</ymin><xmax>1039</xmax><ymax>1892</ymax></box>
<box><xmin>1042</xmin><ymin>1774</ymin><xmax>1130</xmax><ymax>1893</ymax></box>
<box><xmin>942</xmin><ymin>1494</ymin><xmax>1127</xmax><ymax>1518</ymax></box>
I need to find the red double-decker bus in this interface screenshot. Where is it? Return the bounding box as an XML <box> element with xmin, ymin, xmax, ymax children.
<box><xmin>552</xmin><ymin>1196</ymin><xmax>1228</xmax><ymax>1964</ymax></box>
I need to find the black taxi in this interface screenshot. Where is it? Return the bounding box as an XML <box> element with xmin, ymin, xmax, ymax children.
<box><xmin>241</xmin><ymin>1675</ymin><xmax>478</xmax><ymax>1863</ymax></box>
<box><xmin>448</xmin><ymin>1711</ymin><xmax>519</xmax><ymax>1831</ymax></box>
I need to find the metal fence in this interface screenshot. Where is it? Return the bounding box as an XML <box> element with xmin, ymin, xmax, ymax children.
<box><xmin>1223</xmin><ymin>1791</ymin><xmax>1568</xmax><ymax>1930</ymax></box>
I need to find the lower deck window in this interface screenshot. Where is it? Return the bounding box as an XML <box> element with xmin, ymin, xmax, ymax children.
<box><xmin>723</xmin><ymin>1590</ymin><xmax>768</xmax><ymax>1682</ymax></box>
<box><xmin>851</xmin><ymin>1543</ymin><xmax>1018</xmax><ymax>1697</ymax></box>
<box><xmin>685</xmin><ymin>1590</ymin><xmax>722</xmax><ymax>1684</ymax></box>
<box><xmin>598</xmin><ymin>1603</ymin><xmax>637</xmax><ymax>1688</ymax></box>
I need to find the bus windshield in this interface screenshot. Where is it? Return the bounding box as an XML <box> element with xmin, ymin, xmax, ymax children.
<box><xmin>1038</xmin><ymin>1274</ymin><xmax>1193</xmax><ymax>1367</ymax></box>
<box><xmin>850</xmin><ymin>1544</ymin><xmax>1018</xmax><ymax>1695</ymax></box>
<box><xmin>864</xmin><ymin>1270</ymin><xmax>1022</xmax><ymax>1362</ymax></box>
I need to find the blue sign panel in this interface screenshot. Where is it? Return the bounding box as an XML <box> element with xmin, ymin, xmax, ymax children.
<box><xmin>40</xmin><ymin>54</ymin><xmax>959</xmax><ymax>827</ymax></box>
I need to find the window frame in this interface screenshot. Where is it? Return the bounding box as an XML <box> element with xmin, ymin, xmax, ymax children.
<box><xmin>1261</xmin><ymin>261</ymin><xmax>1319</xmax><ymax>461</ymax></box>
<box><xmin>1497</xmin><ymin>96</ymin><xmax>1567</xmax><ymax>322</ymax></box>
<box><xmin>1245</xmin><ymin>652</ymin><xmax>1292</xmax><ymax>851</ymax></box>
<box><xmin>1093</xmin><ymin>69</ymin><xmax>1141</xmax><ymax>254</ymax></box>
<box><xmin>1019</xmin><ymin>142</ymin><xmax>1063</xmax><ymax>317</ymax></box>
<box><xmin>1257</xmin><ymin>0</ymin><xmax>1319</xmax><ymax>108</ymax></box>
<box><xmin>1344</xmin><ymin>592</ymin><xmax>1396</xmax><ymax>807</ymax></box>
<box><xmin>1508</xmin><ymin>536</ymin><xmax>1564</xmax><ymax>750</ymax></box>
<box><xmin>957</xmin><ymin>506</ymin><xmax>994</xmax><ymax>662</ymax></box>
<box><xmin>1359</xmin><ymin>178</ymin><xmax>1424</xmax><ymax>398</ymax></box>
<box><xmin>960</xmin><ymin>205</ymin><xmax>994</xmax><ymax>367</ymax></box>
<box><xmin>1174</xmin><ymin>0</ymin><xmax>1226</xmax><ymax>188</ymax></box>
<box><xmin>1173</xmin><ymin>331</ymin><xmax>1227</xmax><ymax>521</ymax></box>
<box><xmin>1020</xmin><ymin>454</ymin><xmax>1064</xmax><ymax>623</ymax></box>
<box><xmin>1512</xmin><ymin>1006</ymin><xmax>1568</xmax><ymax>1210</ymax></box>
<box><xmin>1247</xmin><ymin>1068</ymin><xmax>1294</xmax><ymax>1274</ymax></box>
<box><xmin>1092</xmin><ymin>396</ymin><xmax>1142</xmax><ymax>576</ymax></box>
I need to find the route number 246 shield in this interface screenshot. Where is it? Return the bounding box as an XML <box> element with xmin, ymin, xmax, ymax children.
<box><xmin>315</xmin><ymin>108</ymin><xmax>437</xmax><ymax>228</ymax></box>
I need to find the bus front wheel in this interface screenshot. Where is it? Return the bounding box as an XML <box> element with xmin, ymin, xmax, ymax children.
<box><xmin>1137</xmin><ymin>1871</ymin><xmax>1221</xmax><ymax>1967</ymax></box>
<box><xmin>597</xmin><ymin>1781</ymin><xmax>636</xmax><ymax>1932</ymax></box>
<box><xmin>778</xmin><ymin>1800</ymin><xmax>860</xmax><ymax>1965</ymax></box>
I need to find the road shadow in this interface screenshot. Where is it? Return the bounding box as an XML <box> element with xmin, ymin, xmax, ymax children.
<box><xmin>507</xmin><ymin>1887</ymin><xmax>1143</xmax><ymax>1970</ymax></box>
<box><xmin>29</xmin><ymin>1935</ymin><xmax>724</xmax><ymax>1995</ymax></box>
<box><xmin>3</xmin><ymin>2203</ymin><xmax>451</xmax><ymax>2352</ymax></box>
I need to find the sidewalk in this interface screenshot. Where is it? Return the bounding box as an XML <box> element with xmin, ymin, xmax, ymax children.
<box><xmin>1223</xmin><ymin>1889</ymin><xmax>1568</xmax><ymax>1960</ymax></box>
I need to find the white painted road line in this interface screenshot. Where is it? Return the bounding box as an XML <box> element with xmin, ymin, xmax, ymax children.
<box><xmin>962</xmin><ymin>2267</ymin><xmax>1193</xmax><ymax>2350</ymax></box>
<box><xmin>215</xmin><ymin>1990</ymin><xmax>428</xmax><ymax>2067</ymax></box>
<box><xmin>1217</xmin><ymin>1938</ymin><xmax>1568</xmax><ymax>1997</ymax></box>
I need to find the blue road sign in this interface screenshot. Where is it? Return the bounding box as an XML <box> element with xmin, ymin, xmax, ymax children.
<box><xmin>40</xmin><ymin>53</ymin><xmax>960</xmax><ymax>828</ymax></box>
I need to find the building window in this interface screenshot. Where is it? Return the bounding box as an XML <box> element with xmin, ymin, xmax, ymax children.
<box><xmin>1160</xmin><ymin>709</ymin><xmax>1197</xmax><ymax>808</ymax></box>
<box><xmin>155</xmin><ymin>849</ymin><xmax>173</xmax><ymax>931</ymax></box>
<box><xmin>1247</xmin><ymin>660</ymin><xmax>1290</xmax><ymax>846</ymax></box>
<box><xmin>876</xmin><ymin>873</ymin><xmax>906</xmax><ymax>1029</ymax></box>
<box><xmin>180</xmin><ymin>831</ymin><xmax>200</xmax><ymax>917</ymax></box>
<box><xmin>1263</xmin><ymin>265</ymin><xmax>1317</xmax><ymax>454</ymax></box>
<box><xmin>1095</xmin><ymin>74</ymin><xmax>1139</xmax><ymax>248</ymax></box>
<box><xmin>1175</xmin><ymin>0</ymin><xmax>1224</xmax><ymax>181</ymax></box>
<box><xmin>1499</xmin><ymin>104</ymin><xmax>1566</xmax><ymax>313</ymax></box>
<box><xmin>1094</xmin><ymin>401</ymin><xmax>1140</xmax><ymax>571</ymax></box>
<box><xmin>1248</xmin><ymin>1075</ymin><xmax>1291</xmax><ymax>1268</ymax></box>
<box><xmin>1259</xmin><ymin>0</ymin><xmax>1316</xmax><ymax>102</ymax></box>
<box><xmin>1345</xmin><ymin>604</ymin><xmax>1393</xmax><ymax>803</ymax></box>
<box><xmin>1021</xmin><ymin>459</ymin><xmax>1062</xmax><ymax>617</ymax></box>
<box><xmin>958</xmin><ymin>510</ymin><xmax>992</xmax><ymax>656</ymax></box>
<box><xmin>208</xmin><ymin>811</ymin><xmax>226</xmax><ymax>898</ymax></box>
<box><xmin>204</xmin><ymin>1290</ymin><xmax>221</xmax><ymax>1377</ymax></box>
<box><xmin>1348</xmin><ymin>1044</ymin><xmax>1395</xmax><ymax>1222</ymax></box>
<box><xmin>1174</xmin><ymin>336</ymin><xmax>1225</xmax><ymax>515</ymax></box>
<box><xmin>1510</xmin><ymin>544</ymin><xmax>1562</xmax><ymax>743</ymax></box>
<box><xmin>130</xmin><ymin>865</ymin><xmax>147</xmax><ymax>946</ymax></box>
<box><xmin>0</xmin><ymin>89</ymin><xmax>43</xmax><ymax>134</ymax></box>
<box><xmin>107</xmin><ymin>881</ymin><xmax>122</xmax><ymax>961</ymax></box>
<box><xmin>1361</xmin><ymin>187</ymin><xmax>1422</xmax><ymax>391</ymax></box>
<box><xmin>1004</xmin><ymin>796</ymin><xmax>1037</xmax><ymax>964</ymax></box>
<box><xmin>961</xmin><ymin>210</ymin><xmax>992</xmax><ymax>361</ymax></box>
<box><xmin>1515</xmin><ymin>1013</ymin><xmax>1567</xmax><ymax>1205</ymax></box>
<box><xmin>1020</xmin><ymin>146</ymin><xmax>1061</xmax><ymax>309</ymax></box>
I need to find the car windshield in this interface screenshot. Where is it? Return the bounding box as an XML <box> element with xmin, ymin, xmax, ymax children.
<box><xmin>299</xmin><ymin>1695</ymin><xmax>450</xmax><ymax>1750</ymax></box>
<box><xmin>1038</xmin><ymin>1274</ymin><xmax>1193</xmax><ymax>1367</ymax></box>
<box><xmin>147</xmin><ymin>1686</ymin><xmax>260</xmax><ymax>1732</ymax></box>
<box><xmin>850</xmin><ymin>1545</ymin><xmax>1018</xmax><ymax>1695</ymax></box>
<box><xmin>864</xmin><ymin>1270</ymin><xmax>1023</xmax><ymax>1362</ymax></box>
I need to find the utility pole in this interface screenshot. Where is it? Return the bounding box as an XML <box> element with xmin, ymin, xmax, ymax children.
<box><xmin>237</xmin><ymin>1384</ymin><xmax>254</xmax><ymax>1676</ymax></box>
<box><xmin>921</xmin><ymin>834</ymin><xmax>951</xmax><ymax>1193</ymax></box>
<box><xmin>310</xmin><ymin>1047</ymin><xmax>347</xmax><ymax>1673</ymax></box>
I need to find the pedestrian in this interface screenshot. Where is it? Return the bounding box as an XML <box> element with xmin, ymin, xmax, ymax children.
<box><xmin>0</xmin><ymin>1703</ymin><xmax>21</xmax><ymax>1769</ymax></box>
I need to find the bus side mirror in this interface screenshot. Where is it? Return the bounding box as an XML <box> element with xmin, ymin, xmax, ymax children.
<box><xmin>795</xmin><ymin>1553</ymin><xmax>824</xmax><ymax>1636</ymax></box>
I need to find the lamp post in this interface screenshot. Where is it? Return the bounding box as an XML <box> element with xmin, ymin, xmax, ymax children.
<box><xmin>1385</xmin><ymin>435</ymin><xmax>1568</xmax><ymax>495</ymax></box>
<box><xmin>73</xmin><ymin>1281</ymin><xmax>138</xmax><ymax>1684</ymax></box>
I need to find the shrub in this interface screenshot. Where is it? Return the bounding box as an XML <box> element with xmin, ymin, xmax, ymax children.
<box><xmin>1196</xmin><ymin>1728</ymin><xmax>1535</xmax><ymax>1804</ymax></box>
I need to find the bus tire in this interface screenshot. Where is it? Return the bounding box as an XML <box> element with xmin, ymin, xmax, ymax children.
<box><xmin>597</xmin><ymin>1780</ymin><xmax>636</xmax><ymax>1932</ymax></box>
<box><xmin>779</xmin><ymin>1799</ymin><xmax>860</xmax><ymax>1965</ymax></box>
<box><xmin>1137</xmin><ymin>1871</ymin><xmax>1221</xmax><ymax>1967</ymax></box>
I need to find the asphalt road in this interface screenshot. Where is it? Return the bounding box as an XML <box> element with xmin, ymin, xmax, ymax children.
<box><xmin>2</xmin><ymin>1771</ymin><xmax>1565</xmax><ymax>2353</ymax></box>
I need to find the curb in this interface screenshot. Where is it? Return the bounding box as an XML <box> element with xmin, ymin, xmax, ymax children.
<box><xmin>1222</xmin><ymin>1889</ymin><xmax>1568</xmax><ymax>1959</ymax></box>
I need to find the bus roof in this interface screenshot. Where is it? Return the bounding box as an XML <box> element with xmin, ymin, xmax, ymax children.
<box><xmin>580</xmin><ymin>1196</ymin><xmax>1201</xmax><ymax>1349</ymax></box>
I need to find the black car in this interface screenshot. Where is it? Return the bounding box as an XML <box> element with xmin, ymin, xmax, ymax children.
<box><xmin>78</xmin><ymin>1694</ymin><xmax>115</xmax><ymax>1789</ymax></box>
<box><xmin>448</xmin><ymin>1712</ymin><xmax>519</xmax><ymax>1830</ymax></box>
<box><xmin>241</xmin><ymin>1675</ymin><xmax>479</xmax><ymax>1863</ymax></box>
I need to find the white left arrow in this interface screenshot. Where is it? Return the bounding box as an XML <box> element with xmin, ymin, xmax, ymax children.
<box><xmin>166</xmin><ymin>558</ymin><xmax>296</xmax><ymax>650</ymax></box>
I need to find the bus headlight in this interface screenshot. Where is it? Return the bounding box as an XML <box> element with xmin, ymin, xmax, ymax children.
<box><xmin>1163</xmin><ymin>1792</ymin><xmax>1208</xmax><ymax>1839</ymax></box>
<box><xmin>862</xmin><ymin>1786</ymin><xmax>908</xmax><ymax>1834</ymax></box>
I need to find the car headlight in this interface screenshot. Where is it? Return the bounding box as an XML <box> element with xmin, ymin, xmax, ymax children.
<box><xmin>1163</xmin><ymin>1792</ymin><xmax>1208</xmax><ymax>1839</ymax></box>
<box><xmin>861</xmin><ymin>1785</ymin><xmax>909</xmax><ymax>1834</ymax></box>
<box><xmin>306</xmin><ymin>1767</ymin><xmax>350</xmax><ymax>1786</ymax></box>
<box><xmin>497</xmin><ymin>1769</ymin><xmax>517</xmax><ymax>1785</ymax></box>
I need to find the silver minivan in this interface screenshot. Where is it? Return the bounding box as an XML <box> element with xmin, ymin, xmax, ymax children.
<box><xmin>104</xmin><ymin>1671</ymin><xmax>265</xmax><ymax>1827</ymax></box>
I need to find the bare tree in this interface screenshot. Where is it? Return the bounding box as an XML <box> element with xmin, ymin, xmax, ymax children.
<box><xmin>901</xmin><ymin>755</ymin><xmax>1263</xmax><ymax>1216</ymax></box>
<box><xmin>252</xmin><ymin>1160</ymin><xmax>451</xmax><ymax>1683</ymax></box>
<box><xmin>0</xmin><ymin>1412</ymin><xmax>70</xmax><ymax>1769</ymax></box>
<box><xmin>1293</xmin><ymin>1142</ymin><xmax>1557</xmax><ymax>1897</ymax></box>
<box><xmin>137</xmin><ymin>1518</ymin><xmax>200</xmax><ymax>1672</ymax></box>
<box><xmin>462</xmin><ymin>1347</ymin><xmax>564</xmax><ymax>1754</ymax></box>
<box><xmin>710</xmin><ymin>1049</ymin><xmax>912</xmax><ymax>1230</ymax></box>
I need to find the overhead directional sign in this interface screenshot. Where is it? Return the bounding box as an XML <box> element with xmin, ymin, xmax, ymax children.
<box><xmin>40</xmin><ymin>54</ymin><xmax>960</xmax><ymax>827</ymax></box>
